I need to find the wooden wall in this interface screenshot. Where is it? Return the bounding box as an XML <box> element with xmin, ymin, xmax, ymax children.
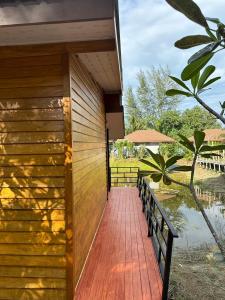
<box><xmin>0</xmin><ymin>54</ymin><xmax>67</xmax><ymax>299</ymax></box>
<box><xmin>70</xmin><ymin>55</ymin><xmax>107</xmax><ymax>285</ymax></box>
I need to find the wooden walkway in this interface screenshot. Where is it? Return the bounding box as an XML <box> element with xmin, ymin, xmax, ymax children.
<box><xmin>75</xmin><ymin>187</ymin><xmax>162</xmax><ymax>300</ymax></box>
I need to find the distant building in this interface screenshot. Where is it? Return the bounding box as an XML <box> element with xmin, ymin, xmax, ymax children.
<box><xmin>190</xmin><ymin>129</ymin><xmax>225</xmax><ymax>144</ymax></box>
<box><xmin>190</xmin><ymin>129</ymin><xmax>225</xmax><ymax>161</ymax></box>
<box><xmin>125</xmin><ymin>129</ymin><xmax>175</xmax><ymax>153</ymax></box>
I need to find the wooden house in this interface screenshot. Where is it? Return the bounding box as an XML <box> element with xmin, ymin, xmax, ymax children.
<box><xmin>190</xmin><ymin>129</ymin><xmax>225</xmax><ymax>144</ymax></box>
<box><xmin>0</xmin><ymin>1</ymin><xmax>124</xmax><ymax>299</ymax></box>
<box><xmin>125</xmin><ymin>129</ymin><xmax>175</xmax><ymax>153</ymax></box>
<box><xmin>190</xmin><ymin>129</ymin><xmax>225</xmax><ymax>160</ymax></box>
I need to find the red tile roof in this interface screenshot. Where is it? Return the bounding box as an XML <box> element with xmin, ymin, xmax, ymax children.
<box><xmin>125</xmin><ymin>130</ymin><xmax>175</xmax><ymax>143</ymax></box>
<box><xmin>190</xmin><ymin>129</ymin><xmax>225</xmax><ymax>142</ymax></box>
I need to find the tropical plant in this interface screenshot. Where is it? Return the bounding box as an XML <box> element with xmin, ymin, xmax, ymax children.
<box><xmin>165</xmin><ymin>0</ymin><xmax>225</xmax><ymax>124</ymax></box>
<box><xmin>113</xmin><ymin>140</ymin><xmax>125</xmax><ymax>159</ymax></box>
<box><xmin>141</xmin><ymin>130</ymin><xmax>225</xmax><ymax>257</ymax></box>
<box><xmin>126</xmin><ymin>141</ymin><xmax>135</xmax><ymax>157</ymax></box>
<box><xmin>136</xmin><ymin>145</ymin><xmax>148</xmax><ymax>159</ymax></box>
<box><xmin>113</xmin><ymin>140</ymin><xmax>135</xmax><ymax>159</ymax></box>
<box><xmin>148</xmin><ymin>0</ymin><xmax>225</xmax><ymax>257</ymax></box>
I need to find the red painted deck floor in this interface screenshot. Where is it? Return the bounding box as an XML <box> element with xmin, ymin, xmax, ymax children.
<box><xmin>75</xmin><ymin>187</ymin><xmax>162</xmax><ymax>300</ymax></box>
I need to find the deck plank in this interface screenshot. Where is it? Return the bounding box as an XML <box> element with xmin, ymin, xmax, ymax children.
<box><xmin>75</xmin><ymin>187</ymin><xmax>162</xmax><ymax>300</ymax></box>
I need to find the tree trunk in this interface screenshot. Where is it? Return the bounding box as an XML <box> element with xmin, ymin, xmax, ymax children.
<box><xmin>190</xmin><ymin>184</ymin><xmax>225</xmax><ymax>258</ymax></box>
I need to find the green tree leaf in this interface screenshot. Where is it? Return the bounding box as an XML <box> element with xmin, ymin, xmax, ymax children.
<box><xmin>170</xmin><ymin>165</ymin><xmax>192</xmax><ymax>172</ymax></box>
<box><xmin>220</xmin><ymin>101</ymin><xmax>225</xmax><ymax>109</ymax></box>
<box><xmin>198</xmin><ymin>65</ymin><xmax>216</xmax><ymax>90</ymax></box>
<box><xmin>146</xmin><ymin>149</ymin><xmax>166</xmax><ymax>170</ymax></box>
<box><xmin>188</xmin><ymin>43</ymin><xmax>219</xmax><ymax>64</ymax></box>
<box><xmin>202</xmin><ymin>76</ymin><xmax>221</xmax><ymax>88</ymax></box>
<box><xmin>200</xmin><ymin>153</ymin><xmax>221</xmax><ymax>158</ymax></box>
<box><xmin>165</xmin><ymin>155</ymin><xmax>183</xmax><ymax>168</ymax></box>
<box><xmin>169</xmin><ymin>76</ymin><xmax>191</xmax><ymax>91</ymax></box>
<box><xmin>175</xmin><ymin>35</ymin><xmax>213</xmax><ymax>49</ymax></box>
<box><xmin>163</xmin><ymin>175</ymin><xmax>172</xmax><ymax>185</ymax></box>
<box><xmin>151</xmin><ymin>173</ymin><xmax>163</xmax><ymax>183</ymax></box>
<box><xmin>200</xmin><ymin>144</ymin><xmax>225</xmax><ymax>152</ymax></box>
<box><xmin>194</xmin><ymin>130</ymin><xmax>205</xmax><ymax>149</ymax></box>
<box><xmin>206</xmin><ymin>17</ymin><xmax>221</xmax><ymax>24</ymax></box>
<box><xmin>191</xmin><ymin>71</ymin><xmax>200</xmax><ymax>89</ymax></box>
<box><xmin>166</xmin><ymin>89</ymin><xmax>192</xmax><ymax>97</ymax></box>
<box><xmin>166</xmin><ymin>0</ymin><xmax>208</xmax><ymax>28</ymax></box>
<box><xmin>181</xmin><ymin>53</ymin><xmax>213</xmax><ymax>81</ymax></box>
<box><xmin>178</xmin><ymin>134</ymin><xmax>195</xmax><ymax>152</ymax></box>
<box><xmin>140</xmin><ymin>159</ymin><xmax>161</xmax><ymax>172</ymax></box>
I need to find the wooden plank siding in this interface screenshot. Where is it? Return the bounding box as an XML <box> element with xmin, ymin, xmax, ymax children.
<box><xmin>0</xmin><ymin>48</ymin><xmax>108</xmax><ymax>299</ymax></box>
<box><xmin>0</xmin><ymin>54</ymin><xmax>67</xmax><ymax>299</ymax></box>
<box><xmin>70</xmin><ymin>55</ymin><xmax>107</xmax><ymax>287</ymax></box>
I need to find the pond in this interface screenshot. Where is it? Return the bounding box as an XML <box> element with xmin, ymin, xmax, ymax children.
<box><xmin>150</xmin><ymin>177</ymin><xmax>225</xmax><ymax>252</ymax></box>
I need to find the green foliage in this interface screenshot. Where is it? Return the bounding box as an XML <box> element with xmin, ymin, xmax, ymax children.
<box><xmin>125</xmin><ymin>87</ymin><xmax>145</xmax><ymax>134</ymax></box>
<box><xmin>125</xmin><ymin>66</ymin><xmax>181</xmax><ymax>131</ymax></box>
<box><xmin>181</xmin><ymin>53</ymin><xmax>213</xmax><ymax>81</ymax></box>
<box><xmin>126</xmin><ymin>141</ymin><xmax>135</xmax><ymax>157</ymax></box>
<box><xmin>112</xmin><ymin>140</ymin><xmax>148</xmax><ymax>160</ymax></box>
<box><xmin>188</xmin><ymin>43</ymin><xmax>218</xmax><ymax>65</ymax></box>
<box><xmin>178</xmin><ymin>134</ymin><xmax>195</xmax><ymax>152</ymax></box>
<box><xmin>166</xmin><ymin>0</ymin><xmax>208</xmax><ymax>28</ymax></box>
<box><xmin>159</xmin><ymin>142</ymin><xmax>183</xmax><ymax>158</ymax></box>
<box><xmin>156</xmin><ymin>106</ymin><xmax>221</xmax><ymax>159</ymax></box>
<box><xmin>157</xmin><ymin>107</ymin><xmax>221</xmax><ymax>141</ymax></box>
<box><xmin>166</xmin><ymin>0</ymin><xmax>225</xmax><ymax>66</ymax></box>
<box><xmin>125</xmin><ymin>66</ymin><xmax>184</xmax><ymax>134</ymax></box>
<box><xmin>113</xmin><ymin>140</ymin><xmax>125</xmax><ymax>159</ymax></box>
<box><xmin>181</xmin><ymin>106</ymin><xmax>221</xmax><ymax>135</ymax></box>
<box><xmin>140</xmin><ymin>149</ymin><xmax>189</xmax><ymax>185</ymax></box>
<box><xmin>178</xmin><ymin>130</ymin><xmax>225</xmax><ymax>159</ymax></box>
<box><xmin>175</xmin><ymin>35</ymin><xmax>213</xmax><ymax>49</ymax></box>
<box><xmin>165</xmin><ymin>1</ymin><xmax>225</xmax><ymax>122</ymax></box>
<box><xmin>135</xmin><ymin>145</ymin><xmax>148</xmax><ymax>160</ymax></box>
<box><xmin>141</xmin><ymin>130</ymin><xmax>225</xmax><ymax>185</ymax></box>
<box><xmin>220</xmin><ymin>101</ymin><xmax>225</xmax><ymax>116</ymax></box>
<box><xmin>197</xmin><ymin>65</ymin><xmax>215</xmax><ymax>89</ymax></box>
<box><xmin>165</xmin><ymin>89</ymin><xmax>192</xmax><ymax>97</ymax></box>
<box><xmin>166</xmin><ymin>64</ymin><xmax>222</xmax><ymax>117</ymax></box>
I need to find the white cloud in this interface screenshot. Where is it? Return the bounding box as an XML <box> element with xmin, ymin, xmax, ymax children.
<box><xmin>118</xmin><ymin>0</ymin><xmax>225</xmax><ymax>111</ymax></box>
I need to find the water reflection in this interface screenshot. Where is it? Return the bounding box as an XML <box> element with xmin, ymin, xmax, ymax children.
<box><xmin>151</xmin><ymin>181</ymin><xmax>225</xmax><ymax>251</ymax></box>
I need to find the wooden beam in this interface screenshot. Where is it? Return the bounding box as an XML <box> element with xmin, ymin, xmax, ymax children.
<box><xmin>0</xmin><ymin>39</ymin><xmax>116</xmax><ymax>59</ymax></box>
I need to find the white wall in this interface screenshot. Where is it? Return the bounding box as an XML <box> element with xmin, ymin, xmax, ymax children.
<box><xmin>136</xmin><ymin>143</ymin><xmax>159</xmax><ymax>154</ymax></box>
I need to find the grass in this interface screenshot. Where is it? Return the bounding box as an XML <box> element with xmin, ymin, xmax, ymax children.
<box><xmin>110</xmin><ymin>157</ymin><xmax>153</xmax><ymax>170</ymax></box>
<box><xmin>170</xmin><ymin>247</ymin><xmax>225</xmax><ymax>300</ymax></box>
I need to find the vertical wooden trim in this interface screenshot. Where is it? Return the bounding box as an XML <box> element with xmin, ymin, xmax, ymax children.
<box><xmin>62</xmin><ymin>53</ymin><xmax>74</xmax><ymax>300</ymax></box>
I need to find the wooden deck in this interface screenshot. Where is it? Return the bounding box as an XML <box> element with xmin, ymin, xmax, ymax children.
<box><xmin>75</xmin><ymin>187</ymin><xmax>162</xmax><ymax>300</ymax></box>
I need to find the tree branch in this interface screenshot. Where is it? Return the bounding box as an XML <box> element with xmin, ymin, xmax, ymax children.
<box><xmin>190</xmin><ymin>185</ymin><xmax>225</xmax><ymax>258</ymax></box>
<box><xmin>189</xmin><ymin>151</ymin><xmax>225</xmax><ymax>258</ymax></box>
<box><xmin>194</xmin><ymin>94</ymin><xmax>225</xmax><ymax>124</ymax></box>
<box><xmin>165</xmin><ymin>175</ymin><xmax>189</xmax><ymax>188</ymax></box>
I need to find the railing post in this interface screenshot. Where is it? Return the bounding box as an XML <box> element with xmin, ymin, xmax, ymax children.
<box><xmin>137</xmin><ymin>175</ymin><xmax>178</xmax><ymax>300</ymax></box>
<box><xmin>162</xmin><ymin>230</ymin><xmax>174</xmax><ymax>300</ymax></box>
<box><xmin>142</xmin><ymin>182</ymin><xmax>147</xmax><ymax>212</ymax></box>
<box><xmin>148</xmin><ymin>195</ymin><xmax>153</xmax><ymax>237</ymax></box>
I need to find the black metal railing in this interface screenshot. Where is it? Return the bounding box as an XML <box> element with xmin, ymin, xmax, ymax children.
<box><xmin>137</xmin><ymin>171</ymin><xmax>178</xmax><ymax>300</ymax></box>
<box><xmin>110</xmin><ymin>167</ymin><xmax>139</xmax><ymax>187</ymax></box>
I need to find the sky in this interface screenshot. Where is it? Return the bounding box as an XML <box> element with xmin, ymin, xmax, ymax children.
<box><xmin>118</xmin><ymin>0</ymin><xmax>225</xmax><ymax>112</ymax></box>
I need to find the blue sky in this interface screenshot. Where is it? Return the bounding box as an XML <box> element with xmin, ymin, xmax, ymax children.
<box><xmin>118</xmin><ymin>0</ymin><xmax>225</xmax><ymax>112</ymax></box>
